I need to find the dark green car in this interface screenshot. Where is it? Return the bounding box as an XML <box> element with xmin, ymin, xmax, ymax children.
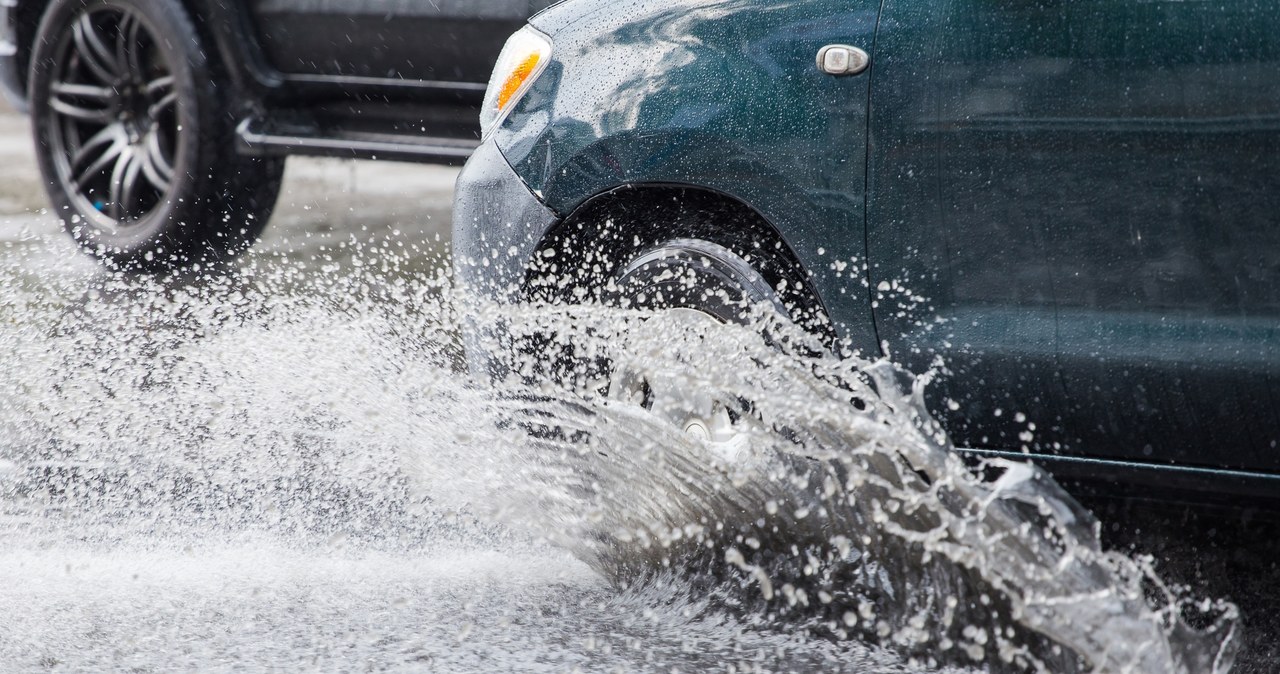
<box><xmin>453</xmin><ymin>0</ymin><xmax>1280</xmax><ymax>501</ymax></box>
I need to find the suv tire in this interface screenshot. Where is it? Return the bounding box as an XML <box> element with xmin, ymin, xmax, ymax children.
<box><xmin>28</xmin><ymin>0</ymin><xmax>283</xmax><ymax>270</ymax></box>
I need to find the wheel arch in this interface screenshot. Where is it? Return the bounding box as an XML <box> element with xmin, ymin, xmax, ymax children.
<box><xmin>495</xmin><ymin>0</ymin><xmax>882</xmax><ymax>355</ymax></box>
<box><xmin>524</xmin><ymin>183</ymin><xmax>836</xmax><ymax>340</ymax></box>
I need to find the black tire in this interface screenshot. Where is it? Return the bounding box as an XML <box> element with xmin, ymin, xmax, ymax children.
<box><xmin>612</xmin><ymin>238</ymin><xmax>789</xmax><ymax>325</ymax></box>
<box><xmin>526</xmin><ymin>190</ymin><xmax>834</xmax><ymax>343</ymax></box>
<box><xmin>604</xmin><ymin>238</ymin><xmax>787</xmax><ymax>440</ymax></box>
<box><xmin>510</xmin><ymin>238</ymin><xmax>792</xmax><ymax>403</ymax></box>
<box><xmin>28</xmin><ymin>0</ymin><xmax>283</xmax><ymax>270</ymax></box>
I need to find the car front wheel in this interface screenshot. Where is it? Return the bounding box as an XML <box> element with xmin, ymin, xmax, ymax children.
<box><xmin>602</xmin><ymin>238</ymin><xmax>800</xmax><ymax>458</ymax></box>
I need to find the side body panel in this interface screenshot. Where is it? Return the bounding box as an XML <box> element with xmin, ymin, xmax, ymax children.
<box><xmin>503</xmin><ymin>0</ymin><xmax>883</xmax><ymax>355</ymax></box>
<box><xmin>5</xmin><ymin>0</ymin><xmax>538</xmax><ymax>112</ymax></box>
<box><xmin>2</xmin><ymin>0</ymin><xmax>280</xmax><ymax>112</ymax></box>
<box><xmin>246</xmin><ymin>0</ymin><xmax>528</xmax><ymax>85</ymax></box>
<box><xmin>871</xmin><ymin>0</ymin><xmax>1280</xmax><ymax>470</ymax></box>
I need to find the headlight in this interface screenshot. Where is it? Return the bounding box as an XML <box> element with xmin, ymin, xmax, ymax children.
<box><xmin>480</xmin><ymin>27</ymin><xmax>552</xmax><ymax>139</ymax></box>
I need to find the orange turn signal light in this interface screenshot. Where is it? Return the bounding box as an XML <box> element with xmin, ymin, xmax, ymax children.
<box><xmin>497</xmin><ymin>52</ymin><xmax>543</xmax><ymax>112</ymax></box>
<box><xmin>480</xmin><ymin>28</ymin><xmax>552</xmax><ymax>137</ymax></box>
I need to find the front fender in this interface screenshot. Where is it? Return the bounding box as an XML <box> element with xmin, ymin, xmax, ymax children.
<box><xmin>494</xmin><ymin>0</ymin><xmax>881</xmax><ymax>353</ymax></box>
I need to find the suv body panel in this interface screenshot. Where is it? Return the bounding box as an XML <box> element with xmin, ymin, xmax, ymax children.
<box><xmin>1</xmin><ymin>0</ymin><xmax>542</xmax><ymax>157</ymax></box>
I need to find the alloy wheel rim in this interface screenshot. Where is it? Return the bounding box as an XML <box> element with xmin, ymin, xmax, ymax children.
<box><xmin>608</xmin><ymin>308</ymin><xmax>756</xmax><ymax>463</ymax></box>
<box><xmin>48</xmin><ymin>6</ymin><xmax>179</xmax><ymax>232</ymax></box>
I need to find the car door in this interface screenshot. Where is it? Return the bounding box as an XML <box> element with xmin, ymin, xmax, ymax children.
<box><xmin>247</xmin><ymin>0</ymin><xmax>531</xmax><ymax>84</ymax></box>
<box><xmin>870</xmin><ymin>0</ymin><xmax>1280</xmax><ymax>471</ymax></box>
<box><xmin>867</xmin><ymin>1</ymin><xmax>1070</xmax><ymax>453</ymax></box>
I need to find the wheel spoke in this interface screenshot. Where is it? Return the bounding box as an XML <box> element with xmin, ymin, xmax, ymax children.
<box><xmin>147</xmin><ymin>91</ymin><xmax>177</xmax><ymax>119</ymax></box>
<box><xmin>107</xmin><ymin>148</ymin><xmax>139</xmax><ymax>220</ymax></box>
<box><xmin>51</xmin><ymin>81</ymin><xmax>113</xmax><ymax>102</ymax></box>
<box><xmin>139</xmin><ymin>134</ymin><xmax>173</xmax><ymax>192</ymax></box>
<box><xmin>50</xmin><ymin>97</ymin><xmax>115</xmax><ymax>124</ymax></box>
<box><xmin>73</xmin><ymin>133</ymin><xmax>126</xmax><ymax>189</ymax></box>
<box><xmin>118</xmin><ymin>151</ymin><xmax>144</xmax><ymax>220</ymax></box>
<box><xmin>145</xmin><ymin>131</ymin><xmax>174</xmax><ymax>179</ymax></box>
<box><xmin>72</xmin><ymin>14</ymin><xmax>121</xmax><ymax>84</ymax></box>
<box><xmin>69</xmin><ymin>123</ymin><xmax>125</xmax><ymax>171</ymax></box>
<box><xmin>49</xmin><ymin>82</ymin><xmax>115</xmax><ymax>124</ymax></box>
<box><xmin>115</xmin><ymin>11</ymin><xmax>145</xmax><ymax>83</ymax></box>
<box><xmin>145</xmin><ymin>75</ymin><xmax>173</xmax><ymax>97</ymax></box>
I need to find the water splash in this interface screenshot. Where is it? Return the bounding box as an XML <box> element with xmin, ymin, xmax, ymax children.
<box><xmin>0</xmin><ymin>242</ymin><xmax>1237</xmax><ymax>672</ymax></box>
<box><xmin>424</xmin><ymin>297</ymin><xmax>1239</xmax><ymax>673</ymax></box>
<box><xmin>0</xmin><ymin>249</ymin><xmax>920</xmax><ymax>672</ymax></box>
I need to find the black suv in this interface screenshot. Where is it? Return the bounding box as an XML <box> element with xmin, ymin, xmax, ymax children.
<box><xmin>0</xmin><ymin>0</ymin><xmax>547</xmax><ymax>268</ymax></box>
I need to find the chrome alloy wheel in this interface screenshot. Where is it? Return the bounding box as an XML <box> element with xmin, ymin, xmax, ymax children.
<box><xmin>46</xmin><ymin>6</ymin><xmax>178</xmax><ymax>231</ymax></box>
<box><xmin>607</xmin><ymin>308</ymin><xmax>756</xmax><ymax>464</ymax></box>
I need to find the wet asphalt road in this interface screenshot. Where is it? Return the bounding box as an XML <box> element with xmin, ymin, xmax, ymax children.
<box><xmin>1</xmin><ymin>101</ymin><xmax>1279</xmax><ymax>672</ymax></box>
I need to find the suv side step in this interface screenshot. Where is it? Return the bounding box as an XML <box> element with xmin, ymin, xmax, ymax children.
<box><xmin>236</xmin><ymin>117</ymin><xmax>479</xmax><ymax>165</ymax></box>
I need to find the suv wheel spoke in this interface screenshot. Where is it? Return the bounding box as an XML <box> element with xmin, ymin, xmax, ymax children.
<box><xmin>115</xmin><ymin>12</ymin><xmax>145</xmax><ymax>83</ymax></box>
<box><xmin>50</xmin><ymin>6</ymin><xmax>178</xmax><ymax>226</ymax></box>
<box><xmin>73</xmin><ymin>135</ymin><xmax>125</xmax><ymax>189</ymax></box>
<box><xmin>107</xmin><ymin>149</ymin><xmax>143</xmax><ymax>221</ymax></box>
<box><xmin>140</xmin><ymin>138</ymin><xmax>173</xmax><ymax>191</ymax></box>
<box><xmin>72</xmin><ymin>15</ymin><xmax>120</xmax><ymax>84</ymax></box>
<box><xmin>147</xmin><ymin>92</ymin><xmax>176</xmax><ymax>119</ymax></box>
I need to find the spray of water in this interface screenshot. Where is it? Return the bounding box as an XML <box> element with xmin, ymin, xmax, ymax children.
<box><xmin>422</xmin><ymin>296</ymin><xmax>1239</xmax><ymax>673</ymax></box>
<box><xmin>0</xmin><ymin>235</ymin><xmax>1237</xmax><ymax>672</ymax></box>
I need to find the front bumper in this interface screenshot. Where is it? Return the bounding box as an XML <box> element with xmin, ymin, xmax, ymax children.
<box><xmin>0</xmin><ymin>0</ymin><xmax>25</xmax><ymax>112</ymax></box>
<box><xmin>452</xmin><ymin>138</ymin><xmax>558</xmax><ymax>302</ymax></box>
<box><xmin>451</xmin><ymin>138</ymin><xmax>559</xmax><ymax>378</ymax></box>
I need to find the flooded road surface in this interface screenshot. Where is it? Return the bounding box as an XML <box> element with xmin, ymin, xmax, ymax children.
<box><xmin>0</xmin><ymin>107</ymin><xmax>1272</xmax><ymax>672</ymax></box>
<box><xmin>0</xmin><ymin>223</ymin><xmax>934</xmax><ymax>673</ymax></box>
